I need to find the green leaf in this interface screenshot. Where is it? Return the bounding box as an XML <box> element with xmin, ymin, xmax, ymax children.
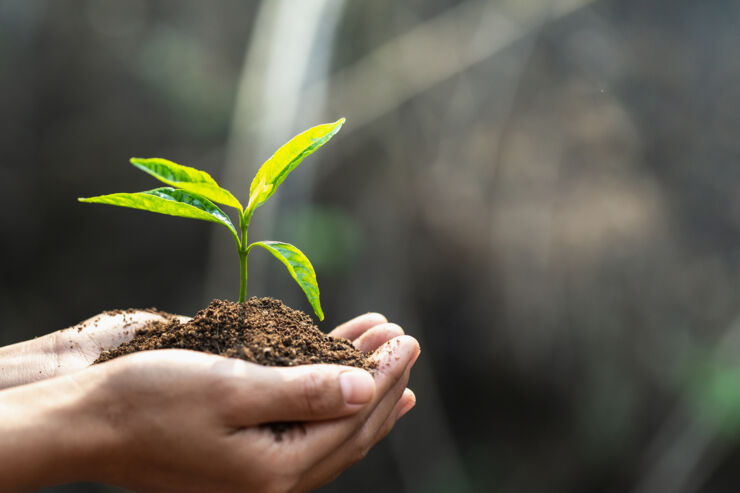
<box><xmin>248</xmin><ymin>241</ymin><xmax>323</xmax><ymax>320</ymax></box>
<box><xmin>78</xmin><ymin>187</ymin><xmax>239</xmax><ymax>242</ymax></box>
<box><xmin>247</xmin><ymin>118</ymin><xmax>345</xmax><ymax>213</ymax></box>
<box><xmin>130</xmin><ymin>157</ymin><xmax>242</xmax><ymax>210</ymax></box>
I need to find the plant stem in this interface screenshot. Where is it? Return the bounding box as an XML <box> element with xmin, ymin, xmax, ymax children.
<box><xmin>237</xmin><ymin>210</ymin><xmax>252</xmax><ymax>303</ymax></box>
<box><xmin>238</xmin><ymin>249</ymin><xmax>247</xmax><ymax>303</ymax></box>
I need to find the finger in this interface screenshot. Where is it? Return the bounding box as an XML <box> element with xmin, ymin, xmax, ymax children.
<box><xmin>374</xmin><ymin>388</ymin><xmax>416</xmax><ymax>443</ymax></box>
<box><xmin>386</xmin><ymin>388</ymin><xmax>416</xmax><ymax>424</ymax></box>
<box><xmin>51</xmin><ymin>311</ymin><xmax>189</xmax><ymax>371</ymax></box>
<box><xmin>397</xmin><ymin>388</ymin><xmax>416</xmax><ymax>419</ymax></box>
<box><xmin>352</xmin><ymin>323</ymin><xmax>404</xmax><ymax>352</ymax></box>
<box><xmin>349</xmin><ymin>362</ymin><xmax>414</xmax><ymax>449</ymax></box>
<box><xmin>287</xmin><ymin>336</ymin><xmax>420</xmax><ymax>463</ymax></box>
<box><xmin>64</xmin><ymin>310</ymin><xmax>189</xmax><ymax>350</ymax></box>
<box><xmin>329</xmin><ymin>313</ymin><xmax>388</xmax><ymax>340</ymax></box>
<box><xmin>217</xmin><ymin>362</ymin><xmax>376</xmax><ymax>424</ymax></box>
<box><xmin>300</xmin><ymin>372</ymin><xmax>416</xmax><ymax>489</ymax></box>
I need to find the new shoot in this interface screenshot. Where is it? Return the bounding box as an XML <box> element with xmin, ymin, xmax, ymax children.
<box><xmin>79</xmin><ymin>118</ymin><xmax>346</xmax><ymax>320</ymax></box>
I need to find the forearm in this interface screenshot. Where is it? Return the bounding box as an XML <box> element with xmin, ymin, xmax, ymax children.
<box><xmin>0</xmin><ymin>374</ymin><xmax>114</xmax><ymax>490</ymax></box>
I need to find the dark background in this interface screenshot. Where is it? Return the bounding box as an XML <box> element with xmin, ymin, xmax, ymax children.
<box><xmin>3</xmin><ymin>1</ymin><xmax>740</xmax><ymax>492</ymax></box>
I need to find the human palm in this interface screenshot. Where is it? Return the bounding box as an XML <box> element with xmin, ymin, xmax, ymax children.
<box><xmin>0</xmin><ymin>311</ymin><xmax>416</xmax><ymax>491</ymax></box>
<box><xmin>0</xmin><ymin>309</ymin><xmax>401</xmax><ymax>388</ymax></box>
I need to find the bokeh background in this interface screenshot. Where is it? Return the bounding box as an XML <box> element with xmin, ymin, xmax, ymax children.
<box><xmin>3</xmin><ymin>0</ymin><xmax>740</xmax><ymax>492</ymax></box>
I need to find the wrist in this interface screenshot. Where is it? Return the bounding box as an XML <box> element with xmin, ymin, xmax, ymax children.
<box><xmin>0</xmin><ymin>369</ymin><xmax>119</xmax><ymax>489</ymax></box>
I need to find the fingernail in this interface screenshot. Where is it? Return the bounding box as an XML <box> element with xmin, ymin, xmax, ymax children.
<box><xmin>340</xmin><ymin>370</ymin><xmax>375</xmax><ymax>405</ymax></box>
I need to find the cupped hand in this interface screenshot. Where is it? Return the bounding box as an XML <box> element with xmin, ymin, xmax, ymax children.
<box><xmin>68</xmin><ymin>333</ymin><xmax>418</xmax><ymax>492</ymax></box>
<box><xmin>0</xmin><ymin>310</ymin><xmax>405</xmax><ymax>389</ymax></box>
<box><xmin>0</xmin><ymin>312</ymin><xmax>418</xmax><ymax>492</ymax></box>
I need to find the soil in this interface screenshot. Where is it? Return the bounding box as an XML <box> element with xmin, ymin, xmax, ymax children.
<box><xmin>94</xmin><ymin>297</ymin><xmax>375</xmax><ymax>440</ymax></box>
<box><xmin>95</xmin><ymin>297</ymin><xmax>374</xmax><ymax>371</ymax></box>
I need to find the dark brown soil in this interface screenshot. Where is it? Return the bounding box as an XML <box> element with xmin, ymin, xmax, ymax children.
<box><xmin>95</xmin><ymin>297</ymin><xmax>374</xmax><ymax>371</ymax></box>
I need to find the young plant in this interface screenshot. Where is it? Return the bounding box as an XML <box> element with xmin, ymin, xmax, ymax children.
<box><xmin>79</xmin><ymin>118</ymin><xmax>346</xmax><ymax>320</ymax></box>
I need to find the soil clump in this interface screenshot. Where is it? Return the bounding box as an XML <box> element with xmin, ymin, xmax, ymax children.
<box><xmin>95</xmin><ymin>297</ymin><xmax>374</xmax><ymax>371</ymax></box>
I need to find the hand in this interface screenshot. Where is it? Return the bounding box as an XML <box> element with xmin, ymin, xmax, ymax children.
<box><xmin>0</xmin><ymin>310</ymin><xmax>187</xmax><ymax>389</ymax></box>
<box><xmin>0</xmin><ymin>318</ymin><xmax>419</xmax><ymax>492</ymax></box>
<box><xmin>0</xmin><ymin>310</ymin><xmax>406</xmax><ymax>389</ymax></box>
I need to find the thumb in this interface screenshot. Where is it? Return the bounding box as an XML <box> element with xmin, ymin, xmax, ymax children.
<box><xmin>229</xmin><ymin>364</ymin><xmax>376</xmax><ymax>424</ymax></box>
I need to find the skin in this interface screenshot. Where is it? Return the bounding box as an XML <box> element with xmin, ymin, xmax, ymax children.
<box><xmin>0</xmin><ymin>311</ymin><xmax>418</xmax><ymax>492</ymax></box>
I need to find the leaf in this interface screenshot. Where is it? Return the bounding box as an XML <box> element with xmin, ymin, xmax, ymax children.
<box><xmin>248</xmin><ymin>241</ymin><xmax>324</xmax><ymax>320</ymax></box>
<box><xmin>130</xmin><ymin>157</ymin><xmax>242</xmax><ymax>210</ymax></box>
<box><xmin>78</xmin><ymin>187</ymin><xmax>239</xmax><ymax>242</ymax></box>
<box><xmin>247</xmin><ymin>118</ymin><xmax>345</xmax><ymax>212</ymax></box>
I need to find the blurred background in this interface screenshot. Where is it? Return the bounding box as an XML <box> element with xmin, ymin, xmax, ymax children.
<box><xmin>2</xmin><ymin>0</ymin><xmax>740</xmax><ymax>491</ymax></box>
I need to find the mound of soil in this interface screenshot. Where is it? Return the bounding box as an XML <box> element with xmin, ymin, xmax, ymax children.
<box><xmin>95</xmin><ymin>297</ymin><xmax>374</xmax><ymax>371</ymax></box>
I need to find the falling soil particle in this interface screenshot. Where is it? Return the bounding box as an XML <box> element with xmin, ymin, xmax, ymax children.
<box><xmin>95</xmin><ymin>297</ymin><xmax>374</xmax><ymax>371</ymax></box>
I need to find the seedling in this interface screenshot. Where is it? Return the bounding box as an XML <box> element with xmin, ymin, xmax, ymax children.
<box><xmin>79</xmin><ymin>118</ymin><xmax>346</xmax><ymax>320</ymax></box>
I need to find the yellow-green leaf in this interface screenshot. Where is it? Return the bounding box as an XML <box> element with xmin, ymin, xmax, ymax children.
<box><xmin>130</xmin><ymin>157</ymin><xmax>242</xmax><ymax>210</ymax></box>
<box><xmin>247</xmin><ymin>118</ymin><xmax>345</xmax><ymax>213</ymax></box>
<box><xmin>78</xmin><ymin>187</ymin><xmax>238</xmax><ymax>242</ymax></box>
<box><xmin>248</xmin><ymin>241</ymin><xmax>323</xmax><ymax>320</ymax></box>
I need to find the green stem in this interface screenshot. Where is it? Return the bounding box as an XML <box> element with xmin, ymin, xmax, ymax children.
<box><xmin>238</xmin><ymin>249</ymin><xmax>247</xmax><ymax>303</ymax></box>
<box><xmin>237</xmin><ymin>210</ymin><xmax>252</xmax><ymax>303</ymax></box>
